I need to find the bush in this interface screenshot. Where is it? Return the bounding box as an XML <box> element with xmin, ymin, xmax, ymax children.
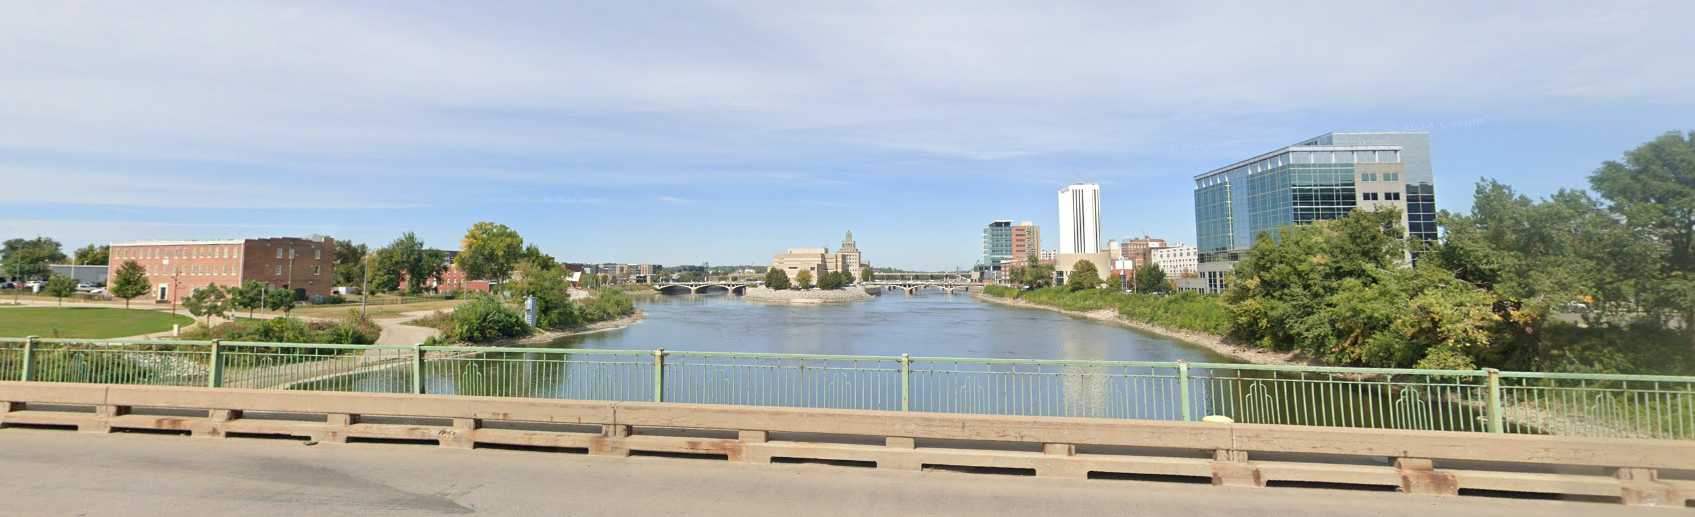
<box><xmin>582</xmin><ymin>289</ymin><xmax>634</xmax><ymax>322</ymax></box>
<box><xmin>180</xmin><ymin>311</ymin><xmax>382</xmax><ymax>345</ymax></box>
<box><xmin>985</xmin><ymin>285</ymin><xmax>1230</xmax><ymax>336</ymax></box>
<box><xmin>440</xmin><ymin>294</ymin><xmax>531</xmax><ymax>342</ymax></box>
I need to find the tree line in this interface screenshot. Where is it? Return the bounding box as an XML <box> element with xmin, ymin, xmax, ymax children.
<box><xmin>993</xmin><ymin>130</ymin><xmax>1695</xmax><ymax>375</ymax></box>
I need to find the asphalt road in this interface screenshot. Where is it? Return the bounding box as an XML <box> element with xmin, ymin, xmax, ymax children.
<box><xmin>0</xmin><ymin>429</ymin><xmax>1677</xmax><ymax>517</ymax></box>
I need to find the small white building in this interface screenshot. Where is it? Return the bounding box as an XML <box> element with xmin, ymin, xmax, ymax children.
<box><xmin>1151</xmin><ymin>244</ymin><xmax>1198</xmax><ymax>279</ymax></box>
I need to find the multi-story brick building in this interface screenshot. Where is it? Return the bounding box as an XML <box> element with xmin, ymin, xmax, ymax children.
<box><xmin>107</xmin><ymin>235</ymin><xmax>336</xmax><ymax>304</ymax></box>
<box><xmin>400</xmin><ymin>251</ymin><xmax>492</xmax><ymax>294</ymax></box>
<box><xmin>1119</xmin><ymin>237</ymin><xmax>1169</xmax><ymax>269</ymax></box>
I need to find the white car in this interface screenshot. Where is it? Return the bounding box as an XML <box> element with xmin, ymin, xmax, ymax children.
<box><xmin>88</xmin><ymin>288</ymin><xmax>106</xmax><ymax>295</ymax></box>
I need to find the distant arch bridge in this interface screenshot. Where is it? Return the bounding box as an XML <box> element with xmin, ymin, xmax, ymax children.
<box><xmin>651</xmin><ymin>281</ymin><xmax>759</xmax><ymax>294</ymax></box>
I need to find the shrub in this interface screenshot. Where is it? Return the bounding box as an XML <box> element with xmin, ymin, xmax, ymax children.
<box><xmin>180</xmin><ymin>311</ymin><xmax>382</xmax><ymax>345</ymax></box>
<box><xmin>582</xmin><ymin>289</ymin><xmax>634</xmax><ymax>322</ymax></box>
<box><xmin>440</xmin><ymin>294</ymin><xmax>530</xmax><ymax>342</ymax></box>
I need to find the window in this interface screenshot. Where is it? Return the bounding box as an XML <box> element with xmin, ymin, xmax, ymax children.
<box><xmin>1386</xmin><ymin>192</ymin><xmax>1402</xmax><ymax>201</ymax></box>
<box><xmin>1384</xmin><ymin>172</ymin><xmax>1400</xmax><ymax>182</ymax></box>
<box><xmin>313</xmin><ymin>266</ymin><xmax>321</xmax><ymax>275</ymax></box>
<box><xmin>277</xmin><ymin>248</ymin><xmax>284</xmax><ymax>259</ymax></box>
<box><xmin>1377</xmin><ymin>150</ymin><xmax>1398</xmax><ymax>163</ymax></box>
<box><xmin>1363</xmin><ymin>192</ymin><xmax>1379</xmax><ymax>201</ymax></box>
<box><xmin>314</xmin><ymin>249</ymin><xmax>322</xmax><ymax>260</ymax></box>
<box><xmin>1360</xmin><ymin>173</ymin><xmax>1378</xmax><ymax>182</ymax></box>
<box><xmin>276</xmin><ymin>265</ymin><xmax>283</xmax><ymax>275</ymax></box>
<box><xmin>1355</xmin><ymin>151</ymin><xmax>1376</xmax><ymax>163</ymax></box>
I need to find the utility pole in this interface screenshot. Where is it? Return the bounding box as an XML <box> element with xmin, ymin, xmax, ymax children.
<box><xmin>286</xmin><ymin>248</ymin><xmax>294</xmax><ymax>313</ymax></box>
<box><xmin>360</xmin><ymin>255</ymin><xmax>370</xmax><ymax>319</ymax></box>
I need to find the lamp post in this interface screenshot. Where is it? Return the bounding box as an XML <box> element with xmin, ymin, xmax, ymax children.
<box><xmin>360</xmin><ymin>255</ymin><xmax>370</xmax><ymax>319</ymax></box>
<box><xmin>163</xmin><ymin>259</ymin><xmax>179</xmax><ymax>317</ymax></box>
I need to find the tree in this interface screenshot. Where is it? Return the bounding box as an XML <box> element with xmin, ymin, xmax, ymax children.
<box><xmin>72</xmin><ymin>244</ymin><xmax>109</xmax><ymax>266</ymax></box>
<box><xmin>332</xmin><ymin>241</ymin><xmax>369</xmax><ymax>289</ymax></box>
<box><xmin>373</xmin><ymin>232</ymin><xmax>447</xmax><ymax>294</ymax></box>
<box><xmin>511</xmin><ymin>259</ymin><xmax>581</xmax><ymax>328</ymax></box>
<box><xmin>456</xmin><ymin>222</ymin><xmax>525</xmax><ymax>293</ymax></box>
<box><xmin>2</xmin><ymin>237</ymin><xmax>66</xmax><ymax>281</ymax></box>
<box><xmin>110</xmin><ymin>261</ymin><xmax>151</xmax><ymax>308</ymax></box>
<box><xmin>1066</xmin><ymin>260</ymin><xmax>1101</xmax><ymax>292</ymax></box>
<box><xmin>183</xmin><ymin>284</ymin><xmax>230</xmax><ymax>326</ymax></box>
<box><xmin>1133</xmin><ymin>263</ymin><xmax>1172</xmax><ymax>294</ymax></box>
<box><xmin>795</xmin><ymin>270</ymin><xmax>814</xmax><ymax>290</ymax></box>
<box><xmin>860</xmin><ymin>267</ymin><xmax>875</xmax><ymax>282</ymax></box>
<box><xmin>820</xmin><ymin>271</ymin><xmax>845</xmax><ymax>290</ymax></box>
<box><xmin>44</xmin><ymin>273</ymin><xmax>77</xmax><ymax>307</ymax></box>
<box><xmin>764</xmin><ymin>268</ymin><xmax>791</xmax><ymax>290</ymax></box>
<box><xmin>1590</xmin><ymin>130</ymin><xmax>1695</xmax><ymax>347</ymax></box>
<box><xmin>840</xmin><ymin>269</ymin><xmax>855</xmax><ymax>284</ymax></box>
<box><xmin>1225</xmin><ymin>207</ymin><xmax>1501</xmax><ymax>369</ymax></box>
<box><xmin>265</xmin><ymin>286</ymin><xmax>297</xmax><ymax>313</ymax></box>
<box><xmin>520</xmin><ymin>244</ymin><xmax>556</xmax><ymax>268</ymax></box>
<box><xmin>229</xmin><ymin>280</ymin><xmax>267</xmax><ymax>318</ymax></box>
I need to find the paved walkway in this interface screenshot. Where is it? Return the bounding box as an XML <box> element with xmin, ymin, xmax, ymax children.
<box><xmin>0</xmin><ymin>429</ymin><xmax>1666</xmax><ymax>517</ymax></box>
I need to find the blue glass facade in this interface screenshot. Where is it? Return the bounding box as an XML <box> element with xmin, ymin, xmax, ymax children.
<box><xmin>1193</xmin><ymin>132</ymin><xmax>1435</xmax><ymax>269</ymax></box>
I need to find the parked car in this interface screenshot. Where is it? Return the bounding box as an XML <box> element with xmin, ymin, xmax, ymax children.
<box><xmin>1555</xmin><ymin>301</ymin><xmax>1591</xmax><ymax>314</ymax></box>
<box><xmin>76</xmin><ymin>283</ymin><xmax>96</xmax><ymax>291</ymax></box>
<box><xmin>88</xmin><ymin>288</ymin><xmax>106</xmax><ymax>295</ymax></box>
<box><xmin>0</xmin><ymin>281</ymin><xmax>14</xmax><ymax>289</ymax></box>
<box><xmin>24</xmin><ymin>280</ymin><xmax>47</xmax><ymax>289</ymax></box>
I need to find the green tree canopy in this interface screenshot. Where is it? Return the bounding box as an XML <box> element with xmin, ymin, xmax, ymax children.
<box><xmin>44</xmin><ymin>273</ymin><xmax>77</xmax><ymax>307</ymax></box>
<box><xmin>456</xmin><ymin>222</ymin><xmax>525</xmax><ymax>291</ymax></box>
<box><xmin>764</xmin><ymin>268</ymin><xmax>791</xmax><ymax>290</ymax></box>
<box><xmin>1589</xmin><ymin>130</ymin><xmax>1695</xmax><ymax>347</ymax></box>
<box><xmin>228</xmin><ymin>280</ymin><xmax>268</xmax><ymax>318</ymax></box>
<box><xmin>373</xmin><ymin>232</ymin><xmax>447</xmax><ymax>294</ymax></box>
<box><xmin>2</xmin><ymin>237</ymin><xmax>66</xmax><ymax>281</ymax></box>
<box><xmin>183</xmin><ymin>284</ymin><xmax>230</xmax><ymax>326</ymax></box>
<box><xmin>795</xmin><ymin>270</ymin><xmax>813</xmax><ymax>290</ymax></box>
<box><xmin>110</xmin><ymin>261</ymin><xmax>151</xmax><ymax>308</ymax></box>
<box><xmin>72</xmin><ymin>244</ymin><xmax>109</xmax><ymax>265</ymax></box>
<box><xmin>860</xmin><ymin>267</ymin><xmax>875</xmax><ymax>282</ymax></box>
<box><xmin>1066</xmin><ymin>260</ymin><xmax>1101</xmax><ymax>292</ymax></box>
<box><xmin>1133</xmin><ymin>263</ymin><xmax>1172</xmax><ymax>294</ymax></box>
<box><xmin>332</xmin><ymin>241</ymin><xmax>369</xmax><ymax>290</ymax></box>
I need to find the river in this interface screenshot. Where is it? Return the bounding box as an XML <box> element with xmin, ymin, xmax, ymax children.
<box><xmin>546</xmin><ymin>290</ymin><xmax>1237</xmax><ymax>363</ymax></box>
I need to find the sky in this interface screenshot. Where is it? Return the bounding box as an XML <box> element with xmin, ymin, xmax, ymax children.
<box><xmin>2</xmin><ymin>1</ymin><xmax>1692</xmax><ymax>271</ymax></box>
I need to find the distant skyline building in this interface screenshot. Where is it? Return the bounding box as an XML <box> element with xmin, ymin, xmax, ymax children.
<box><xmin>1151</xmin><ymin>244</ymin><xmax>1197</xmax><ymax>279</ymax></box>
<box><xmin>1192</xmin><ymin>132</ymin><xmax>1434</xmax><ymax>293</ymax></box>
<box><xmin>770</xmin><ymin>231</ymin><xmax>868</xmax><ymax>279</ymax></box>
<box><xmin>1057</xmin><ymin>183</ymin><xmax>1101</xmax><ymax>254</ymax></box>
<box><xmin>981</xmin><ymin>221</ymin><xmax>1039</xmax><ymax>271</ymax></box>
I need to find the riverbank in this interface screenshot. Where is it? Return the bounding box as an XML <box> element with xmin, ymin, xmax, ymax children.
<box><xmin>742</xmin><ymin>287</ymin><xmax>874</xmax><ymax>304</ymax></box>
<box><xmin>975</xmin><ymin>292</ymin><xmax>1311</xmax><ymax>366</ymax></box>
<box><xmin>477</xmin><ymin>308</ymin><xmax>647</xmax><ymax>347</ymax></box>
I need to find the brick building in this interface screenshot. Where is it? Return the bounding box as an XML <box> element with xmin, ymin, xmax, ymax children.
<box><xmin>400</xmin><ymin>251</ymin><xmax>492</xmax><ymax>294</ymax></box>
<box><xmin>107</xmin><ymin>235</ymin><xmax>336</xmax><ymax>304</ymax></box>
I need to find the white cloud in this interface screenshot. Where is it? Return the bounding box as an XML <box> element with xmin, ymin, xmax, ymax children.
<box><xmin>0</xmin><ymin>0</ymin><xmax>1688</xmax><ymax>210</ymax></box>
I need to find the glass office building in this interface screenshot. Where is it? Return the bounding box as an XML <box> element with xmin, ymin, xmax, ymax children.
<box><xmin>1191</xmin><ymin>132</ymin><xmax>1435</xmax><ymax>293</ymax></box>
<box><xmin>982</xmin><ymin>220</ymin><xmax>1013</xmax><ymax>270</ymax></box>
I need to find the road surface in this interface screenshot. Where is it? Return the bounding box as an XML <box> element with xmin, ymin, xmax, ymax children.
<box><xmin>0</xmin><ymin>429</ymin><xmax>1673</xmax><ymax>516</ymax></box>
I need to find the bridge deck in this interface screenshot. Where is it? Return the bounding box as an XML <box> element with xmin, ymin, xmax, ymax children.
<box><xmin>0</xmin><ymin>429</ymin><xmax>1654</xmax><ymax>517</ymax></box>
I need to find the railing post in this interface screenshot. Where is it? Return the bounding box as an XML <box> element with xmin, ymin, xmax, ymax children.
<box><xmin>899</xmin><ymin>354</ymin><xmax>911</xmax><ymax>412</ymax></box>
<box><xmin>412</xmin><ymin>344</ymin><xmax>425</xmax><ymax>394</ymax></box>
<box><xmin>21</xmin><ymin>335</ymin><xmax>38</xmax><ymax>382</ymax></box>
<box><xmin>1178</xmin><ymin>360</ymin><xmax>1192</xmax><ymax>421</ymax></box>
<box><xmin>208</xmin><ymin>339</ymin><xmax>224</xmax><ymax>388</ymax></box>
<box><xmin>1485</xmin><ymin>368</ymin><xmax>1503</xmax><ymax>433</ymax></box>
<box><xmin>653</xmin><ymin>348</ymin><xmax>666</xmax><ymax>403</ymax></box>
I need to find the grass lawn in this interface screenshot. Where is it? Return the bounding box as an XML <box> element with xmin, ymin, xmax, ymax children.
<box><xmin>0</xmin><ymin>307</ymin><xmax>195</xmax><ymax>339</ymax></box>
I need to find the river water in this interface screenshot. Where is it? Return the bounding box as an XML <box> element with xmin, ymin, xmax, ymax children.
<box><xmin>546</xmin><ymin>290</ymin><xmax>1236</xmax><ymax>363</ymax></box>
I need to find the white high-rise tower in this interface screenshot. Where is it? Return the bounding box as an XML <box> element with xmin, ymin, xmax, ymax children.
<box><xmin>1057</xmin><ymin>183</ymin><xmax>1101</xmax><ymax>254</ymax></box>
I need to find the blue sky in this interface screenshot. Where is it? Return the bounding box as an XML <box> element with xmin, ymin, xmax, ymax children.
<box><xmin>2</xmin><ymin>1</ymin><xmax>1692</xmax><ymax>271</ymax></box>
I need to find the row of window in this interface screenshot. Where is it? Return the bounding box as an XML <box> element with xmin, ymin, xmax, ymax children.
<box><xmin>1361</xmin><ymin>192</ymin><xmax>1404</xmax><ymax>201</ymax></box>
<box><xmin>146</xmin><ymin>264</ymin><xmax>323</xmax><ymax>277</ymax></box>
<box><xmin>149</xmin><ymin>264</ymin><xmax>236</xmax><ymax>276</ymax></box>
<box><xmin>274</xmin><ymin>248</ymin><xmax>323</xmax><ymax>260</ymax></box>
<box><xmin>120</xmin><ymin>245</ymin><xmax>240</xmax><ymax>261</ymax></box>
<box><xmin>1359</xmin><ymin>172</ymin><xmax>1402</xmax><ymax>182</ymax></box>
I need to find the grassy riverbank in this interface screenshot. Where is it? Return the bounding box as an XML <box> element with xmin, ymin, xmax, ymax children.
<box><xmin>0</xmin><ymin>307</ymin><xmax>194</xmax><ymax>339</ymax></box>
<box><xmin>982</xmin><ymin>286</ymin><xmax>1229</xmax><ymax>335</ymax></box>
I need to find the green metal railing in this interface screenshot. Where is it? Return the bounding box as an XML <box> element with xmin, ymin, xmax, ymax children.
<box><xmin>3</xmin><ymin>336</ymin><xmax>1692</xmax><ymax>440</ymax></box>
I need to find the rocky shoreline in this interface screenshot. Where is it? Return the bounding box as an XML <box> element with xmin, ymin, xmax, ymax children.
<box><xmin>483</xmin><ymin>308</ymin><xmax>647</xmax><ymax>347</ymax></box>
<box><xmin>742</xmin><ymin>286</ymin><xmax>875</xmax><ymax>304</ymax></box>
<box><xmin>975</xmin><ymin>293</ymin><xmax>1313</xmax><ymax>366</ymax></box>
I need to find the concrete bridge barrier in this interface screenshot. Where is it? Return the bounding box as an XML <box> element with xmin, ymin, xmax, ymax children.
<box><xmin>1</xmin><ymin>381</ymin><xmax>1691</xmax><ymax>507</ymax></box>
